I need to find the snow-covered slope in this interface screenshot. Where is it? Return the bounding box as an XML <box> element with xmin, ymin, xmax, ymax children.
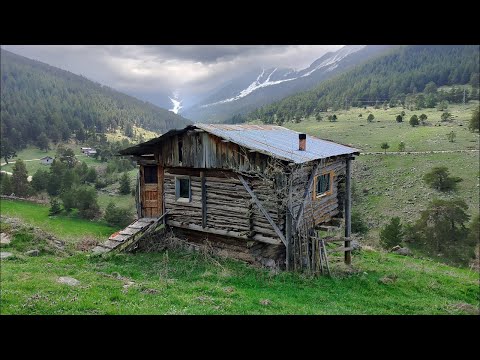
<box><xmin>182</xmin><ymin>45</ymin><xmax>394</xmax><ymax>123</ymax></box>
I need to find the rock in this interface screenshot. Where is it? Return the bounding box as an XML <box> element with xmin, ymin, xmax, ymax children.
<box><xmin>379</xmin><ymin>275</ymin><xmax>397</xmax><ymax>284</ymax></box>
<box><xmin>92</xmin><ymin>246</ymin><xmax>108</xmax><ymax>254</ymax></box>
<box><xmin>0</xmin><ymin>233</ymin><xmax>11</xmax><ymax>245</ymax></box>
<box><xmin>25</xmin><ymin>249</ymin><xmax>40</xmax><ymax>256</ymax></box>
<box><xmin>390</xmin><ymin>245</ymin><xmax>402</xmax><ymax>252</ymax></box>
<box><xmin>394</xmin><ymin>247</ymin><xmax>412</xmax><ymax>256</ymax></box>
<box><xmin>0</xmin><ymin>252</ymin><xmax>13</xmax><ymax>259</ymax></box>
<box><xmin>260</xmin><ymin>299</ymin><xmax>272</xmax><ymax>306</ymax></box>
<box><xmin>57</xmin><ymin>276</ymin><xmax>80</xmax><ymax>286</ymax></box>
<box><xmin>351</xmin><ymin>240</ymin><xmax>362</xmax><ymax>251</ymax></box>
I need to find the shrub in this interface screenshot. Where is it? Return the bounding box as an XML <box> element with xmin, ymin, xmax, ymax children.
<box><xmin>351</xmin><ymin>210</ymin><xmax>368</xmax><ymax>235</ymax></box>
<box><xmin>379</xmin><ymin>217</ymin><xmax>404</xmax><ymax>249</ymax></box>
<box><xmin>119</xmin><ymin>172</ymin><xmax>131</xmax><ymax>195</ymax></box>
<box><xmin>49</xmin><ymin>198</ymin><xmax>62</xmax><ymax>216</ymax></box>
<box><xmin>104</xmin><ymin>202</ymin><xmax>134</xmax><ymax>228</ymax></box>
<box><xmin>423</xmin><ymin>166</ymin><xmax>462</xmax><ymax>192</ymax></box>
<box><xmin>409</xmin><ymin>115</ymin><xmax>419</xmax><ymax>126</ymax></box>
<box><xmin>469</xmin><ymin>108</ymin><xmax>479</xmax><ymax>132</ymax></box>
<box><xmin>406</xmin><ymin>199</ymin><xmax>474</xmax><ymax>266</ymax></box>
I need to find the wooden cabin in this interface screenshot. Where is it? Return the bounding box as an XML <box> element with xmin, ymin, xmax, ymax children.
<box><xmin>40</xmin><ymin>156</ymin><xmax>54</xmax><ymax>165</ymax></box>
<box><xmin>119</xmin><ymin>124</ymin><xmax>359</xmax><ymax>271</ymax></box>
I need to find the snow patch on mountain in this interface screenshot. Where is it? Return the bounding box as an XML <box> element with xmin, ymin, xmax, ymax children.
<box><xmin>169</xmin><ymin>91</ymin><xmax>182</xmax><ymax>114</ymax></box>
<box><xmin>200</xmin><ymin>45</ymin><xmax>365</xmax><ymax>108</ymax></box>
<box><xmin>201</xmin><ymin>68</ymin><xmax>296</xmax><ymax>108</ymax></box>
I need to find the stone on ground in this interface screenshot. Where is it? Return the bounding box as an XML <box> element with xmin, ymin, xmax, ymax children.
<box><xmin>57</xmin><ymin>276</ymin><xmax>80</xmax><ymax>286</ymax></box>
<box><xmin>0</xmin><ymin>252</ymin><xmax>13</xmax><ymax>259</ymax></box>
<box><xmin>0</xmin><ymin>233</ymin><xmax>11</xmax><ymax>245</ymax></box>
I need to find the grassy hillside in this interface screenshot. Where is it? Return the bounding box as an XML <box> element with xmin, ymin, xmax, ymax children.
<box><xmin>0</xmin><ymin>219</ymin><xmax>478</xmax><ymax>314</ymax></box>
<box><xmin>0</xmin><ymin>200</ymin><xmax>118</xmax><ymax>242</ymax></box>
<box><xmin>282</xmin><ymin>102</ymin><xmax>479</xmax><ymax>152</ymax></box>
<box><xmin>353</xmin><ymin>152</ymin><xmax>479</xmax><ymax>245</ymax></box>
<box><xmin>0</xmin><ymin>49</ymin><xmax>191</xmax><ymax>150</ymax></box>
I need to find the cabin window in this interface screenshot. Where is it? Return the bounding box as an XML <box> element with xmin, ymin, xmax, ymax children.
<box><xmin>178</xmin><ymin>139</ymin><xmax>183</xmax><ymax>164</ymax></box>
<box><xmin>314</xmin><ymin>171</ymin><xmax>333</xmax><ymax>198</ymax></box>
<box><xmin>175</xmin><ymin>176</ymin><xmax>191</xmax><ymax>202</ymax></box>
<box><xmin>143</xmin><ymin>166</ymin><xmax>158</xmax><ymax>184</ymax></box>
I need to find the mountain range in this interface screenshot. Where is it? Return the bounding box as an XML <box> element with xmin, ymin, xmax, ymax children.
<box><xmin>180</xmin><ymin>45</ymin><xmax>396</xmax><ymax>122</ymax></box>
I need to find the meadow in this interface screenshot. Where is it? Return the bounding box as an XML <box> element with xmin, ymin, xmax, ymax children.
<box><xmin>285</xmin><ymin>102</ymin><xmax>479</xmax><ymax>152</ymax></box>
<box><xmin>1</xmin><ymin>239</ymin><xmax>478</xmax><ymax>314</ymax></box>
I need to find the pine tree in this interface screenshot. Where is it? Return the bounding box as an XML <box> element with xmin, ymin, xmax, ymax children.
<box><xmin>37</xmin><ymin>132</ymin><xmax>50</xmax><ymax>152</ymax></box>
<box><xmin>49</xmin><ymin>197</ymin><xmax>62</xmax><ymax>216</ymax></box>
<box><xmin>119</xmin><ymin>172</ymin><xmax>131</xmax><ymax>195</ymax></box>
<box><xmin>380</xmin><ymin>142</ymin><xmax>390</xmax><ymax>154</ymax></box>
<box><xmin>469</xmin><ymin>108</ymin><xmax>479</xmax><ymax>132</ymax></box>
<box><xmin>12</xmin><ymin>159</ymin><xmax>30</xmax><ymax>197</ymax></box>
<box><xmin>380</xmin><ymin>217</ymin><xmax>404</xmax><ymax>249</ymax></box>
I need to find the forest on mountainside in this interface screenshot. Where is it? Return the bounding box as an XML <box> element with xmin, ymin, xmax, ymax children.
<box><xmin>249</xmin><ymin>45</ymin><xmax>480</xmax><ymax>123</ymax></box>
<box><xmin>0</xmin><ymin>49</ymin><xmax>191</xmax><ymax>151</ymax></box>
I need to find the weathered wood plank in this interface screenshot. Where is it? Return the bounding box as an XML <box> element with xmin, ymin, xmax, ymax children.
<box><xmin>168</xmin><ymin>220</ymin><xmax>282</xmax><ymax>245</ymax></box>
<box><xmin>295</xmin><ymin>162</ymin><xmax>320</xmax><ymax>230</ymax></box>
<box><xmin>238</xmin><ymin>175</ymin><xmax>286</xmax><ymax>246</ymax></box>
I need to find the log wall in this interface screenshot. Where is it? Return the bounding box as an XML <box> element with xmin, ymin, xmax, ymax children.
<box><xmin>164</xmin><ymin>168</ymin><xmax>284</xmax><ymax>246</ymax></box>
<box><xmin>156</xmin><ymin>131</ymin><xmax>281</xmax><ymax>175</ymax></box>
<box><xmin>290</xmin><ymin>157</ymin><xmax>347</xmax><ymax>227</ymax></box>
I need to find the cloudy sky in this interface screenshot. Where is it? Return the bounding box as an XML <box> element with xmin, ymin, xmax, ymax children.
<box><xmin>2</xmin><ymin>45</ymin><xmax>343</xmax><ymax>110</ymax></box>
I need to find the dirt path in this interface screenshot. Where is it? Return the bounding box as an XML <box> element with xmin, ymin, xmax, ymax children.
<box><xmin>1</xmin><ymin>158</ymin><xmax>40</xmax><ymax>182</ymax></box>
<box><xmin>361</xmin><ymin>149</ymin><xmax>479</xmax><ymax>155</ymax></box>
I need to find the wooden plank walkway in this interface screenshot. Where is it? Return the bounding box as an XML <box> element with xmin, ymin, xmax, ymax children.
<box><xmin>92</xmin><ymin>217</ymin><xmax>158</xmax><ymax>254</ymax></box>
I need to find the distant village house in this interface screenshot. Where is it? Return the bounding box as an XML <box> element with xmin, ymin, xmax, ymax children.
<box><xmin>40</xmin><ymin>156</ymin><xmax>54</xmax><ymax>165</ymax></box>
<box><xmin>81</xmin><ymin>147</ymin><xmax>97</xmax><ymax>156</ymax></box>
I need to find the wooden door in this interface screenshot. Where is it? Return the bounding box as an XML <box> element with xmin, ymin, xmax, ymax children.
<box><xmin>140</xmin><ymin>165</ymin><xmax>163</xmax><ymax>218</ymax></box>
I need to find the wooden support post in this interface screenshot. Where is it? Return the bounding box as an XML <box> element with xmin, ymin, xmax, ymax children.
<box><xmin>286</xmin><ymin>201</ymin><xmax>293</xmax><ymax>271</ymax></box>
<box><xmin>201</xmin><ymin>171</ymin><xmax>207</xmax><ymax>228</ymax></box>
<box><xmin>295</xmin><ymin>163</ymin><xmax>320</xmax><ymax>231</ymax></box>
<box><xmin>345</xmin><ymin>157</ymin><xmax>352</xmax><ymax>265</ymax></box>
<box><xmin>238</xmin><ymin>175</ymin><xmax>287</xmax><ymax>246</ymax></box>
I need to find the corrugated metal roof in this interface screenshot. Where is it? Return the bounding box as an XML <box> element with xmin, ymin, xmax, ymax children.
<box><xmin>195</xmin><ymin>124</ymin><xmax>359</xmax><ymax>163</ymax></box>
<box><xmin>119</xmin><ymin>124</ymin><xmax>360</xmax><ymax>163</ymax></box>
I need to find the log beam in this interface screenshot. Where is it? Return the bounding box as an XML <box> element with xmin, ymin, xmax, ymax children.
<box><xmin>238</xmin><ymin>175</ymin><xmax>287</xmax><ymax>246</ymax></box>
<box><xmin>345</xmin><ymin>157</ymin><xmax>352</xmax><ymax>265</ymax></box>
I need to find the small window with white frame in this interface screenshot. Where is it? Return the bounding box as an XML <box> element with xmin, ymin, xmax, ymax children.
<box><xmin>175</xmin><ymin>176</ymin><xmax>191</xmax><ymax>202</ymax></box>
<box><xmin>314</xmin><ymin>171</ymin><xmax>333</xmax><ymax>198</ymax></box>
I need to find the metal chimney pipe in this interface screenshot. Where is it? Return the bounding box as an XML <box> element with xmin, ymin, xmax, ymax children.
<box><xmin>299</xmin><ymin>133</ymin><xmax>306</xmax><ymax>151</ymax></box>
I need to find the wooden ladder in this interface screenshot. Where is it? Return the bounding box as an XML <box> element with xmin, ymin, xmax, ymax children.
<box><xmin>92</xmin><ymin>211</ymin><xmax>169</xmax><ymax>255</ymax></box>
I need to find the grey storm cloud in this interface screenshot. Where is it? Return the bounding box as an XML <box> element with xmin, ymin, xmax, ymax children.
<box><xmin>1</xmin><ymin>45</ymin><xmax>343</xmax><ymax>107</ymax></box>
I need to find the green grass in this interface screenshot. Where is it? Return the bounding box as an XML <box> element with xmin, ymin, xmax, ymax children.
<box><xmin>105</xmin><ymin>125</ymin><xmax>159</xmax><ymax>143</ymax></box>
<box><xmin>0</xmin><ymin>247</ymin><xmax>478</xmax><ymax>314</ymax></box>
<box><xmin>283</xmin><ymin>102</ymin><xmax>479</xmax><ymax>152</ymax></box>
<box><xmin>0</xmin><ymin>200</ymin><xmax>118</xmax><ymax>242</ymax></box>
<box><xmin>97</xmin><ymin>193</ymin><xmax>135</xmax><ymax>212</ymax></box>
<box><xmin>0</xmin><ymin>144</ymin><xmax>107</xmax><ymax>175</ymax></box>
<box><xmin>352</xmin><ymin>152</ymin><xmax>480</xmax><ymax>245</ymax></box>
